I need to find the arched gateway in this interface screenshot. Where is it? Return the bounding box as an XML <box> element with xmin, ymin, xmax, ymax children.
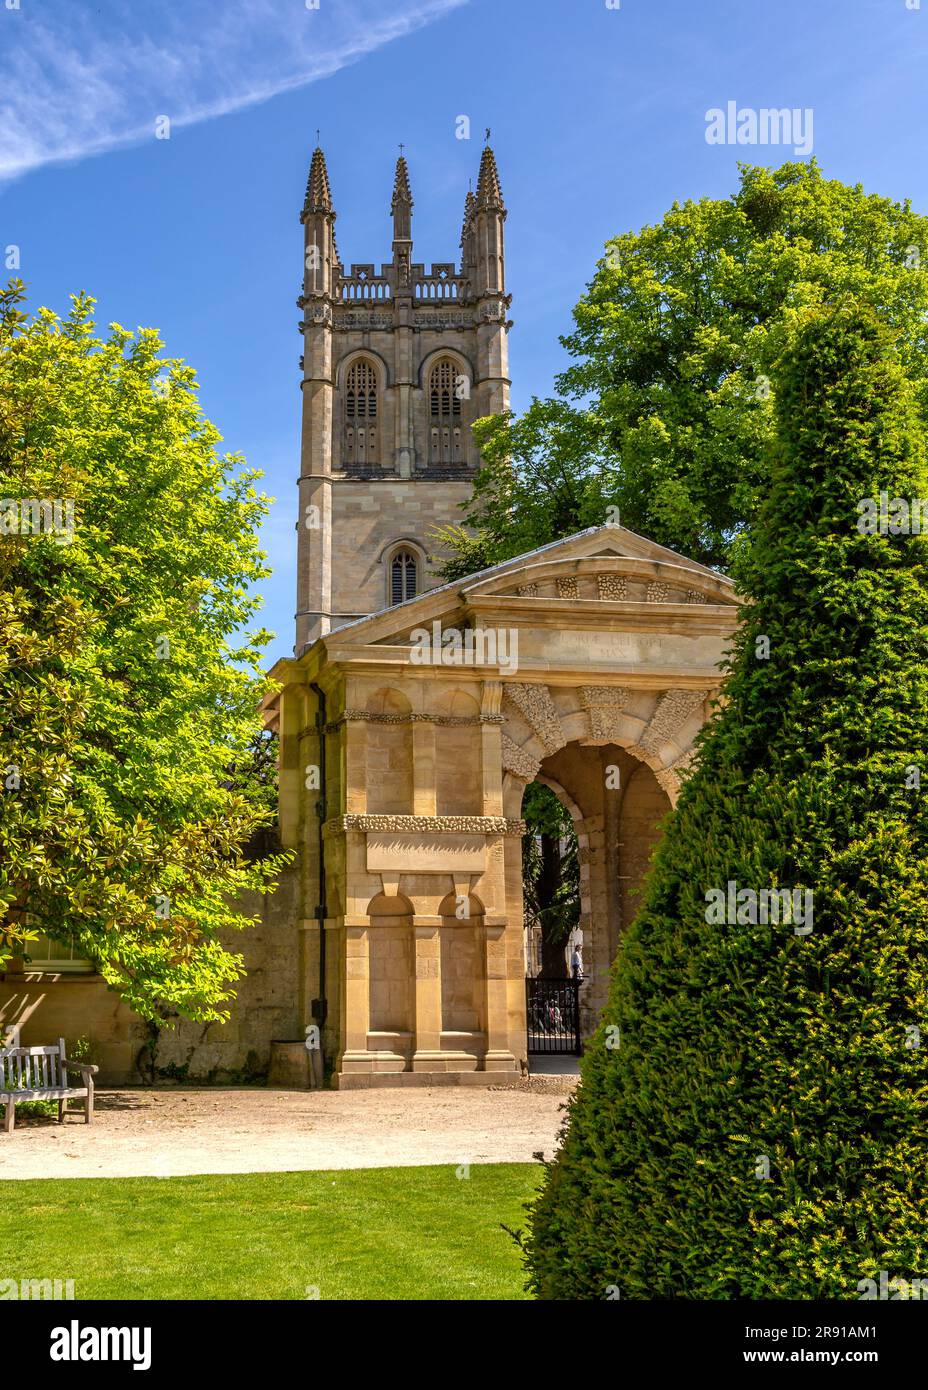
<box><xmin>265</xmin><ymin>524</ymin><xmax>739</xmax><ymax>1088</ymax></box>
<box><xmin>0</xmin><ymin>148</ymin><xmax>739</xmax><ymax>1085</ymax></box>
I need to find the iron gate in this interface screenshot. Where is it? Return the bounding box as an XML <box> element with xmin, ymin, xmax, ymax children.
<box><xmin>526</xmin><ymin>977</ymin><xmax>581</xmax><ymax>1055</ymax></box>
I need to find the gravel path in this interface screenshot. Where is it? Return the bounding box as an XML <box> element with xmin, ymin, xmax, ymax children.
<box><xmin>0</xmin><ymin>1082</ymin><xmax>575</xmax><ymax>1181</ymax></box>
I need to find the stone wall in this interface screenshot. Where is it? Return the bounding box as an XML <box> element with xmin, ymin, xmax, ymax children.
<box><xmin>0</xmin><ymin>865</ymin><xmax>300</xmax><ymax>1086</ymax></box>
<box><xmin>326</xmin><ymin>476</ymin><xmax>474</xmax><ymax>621</ymax></box>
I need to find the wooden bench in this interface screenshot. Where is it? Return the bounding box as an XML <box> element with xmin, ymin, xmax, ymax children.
<box><xmin>0</xmin><ymin>1039</ymin><xmax>98</xmax><ymax>1134</ymax></box>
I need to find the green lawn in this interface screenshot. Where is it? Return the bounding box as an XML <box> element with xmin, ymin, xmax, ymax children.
<box><xmin>0</xmin><ymin>1164</ymin><xmax>540</xmax><ymax>1300</ymax></box>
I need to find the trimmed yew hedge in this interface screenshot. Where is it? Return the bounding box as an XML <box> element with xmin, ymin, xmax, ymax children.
<box><xmin>525</xmin><ymin>302</ymin><xmax>928</xmax><ymax>1299</ymax></box>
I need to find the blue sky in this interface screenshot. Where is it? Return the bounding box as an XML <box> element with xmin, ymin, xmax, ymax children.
<box><xmin>2</xmin><ymin>0</ymin><xmax>927</xmax><ymax>665</ymax></box>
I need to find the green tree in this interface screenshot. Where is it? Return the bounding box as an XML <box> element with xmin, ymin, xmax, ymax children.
<box><xmin>0</xmin><ymin>282</ymin><xmax>288</xmax><ymax>1023</ymax></box>
<box><xmin>436</xmin><ymin>161</ymin><xmax>928</xmax><ymax>579</ymax></box>
<box><xmin>521</xmin><ymin>782</ymin><xmax>580</xmax><ymax>978</ymax></box>
<box><xmin>524</xmin><ymin>301</ymin><xmax>928</xmax><ymax>1299</ymax></box>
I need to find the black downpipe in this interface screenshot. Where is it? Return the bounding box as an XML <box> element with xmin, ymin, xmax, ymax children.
<box><xmin>309</xmin><ymin>683</ymin><xmax>328</xmax><ymax>1039</ymax></box>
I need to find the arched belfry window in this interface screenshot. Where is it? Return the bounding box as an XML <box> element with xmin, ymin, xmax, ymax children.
<box><xmin>428</xmin><ymin>358</ymin><xmax>464</xmax><ymax>465</ymax></box>
<box><xmin>390</xmin><ymin>549</ymin><xmax>418</xmax><ymax>605</ymax></box>
<box><xmin>345</xmin><ymin>358</ymin><xmax>378</xmax><ymax>466</ymax></box>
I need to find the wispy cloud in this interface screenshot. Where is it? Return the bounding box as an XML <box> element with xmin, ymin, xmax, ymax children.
<box><xmin>0</xmin><ymin>0</ymin><xmax>466</xmax><ymax>183</ymax></box>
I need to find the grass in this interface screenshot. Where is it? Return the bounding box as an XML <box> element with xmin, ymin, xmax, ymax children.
<box><xmin>0</xmin><ymin>1163</ymin><xmax>540</xmax><ymax>1300</ymax></box>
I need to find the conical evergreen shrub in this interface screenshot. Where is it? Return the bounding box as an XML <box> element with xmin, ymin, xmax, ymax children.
<box><xmin>525</xmin><ymin>302</ymin><xmax>928</xmax><ymax>1299</ymax></box>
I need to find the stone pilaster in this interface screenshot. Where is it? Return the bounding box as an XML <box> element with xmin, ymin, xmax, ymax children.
<box><xmin>483</xmin><ymin>921</ymin><xmax>518</xmax><ymax>1072</ymax></box>
<box><xmin>411</xmin><ymin>920</ymin><xmax>443</xmax><ymax>1069</ymax></box>
<box><xmin>411</xmin><ymin>718</ymin><xmax>437</xmax><ymax>816</ymax></box>
<box><xmin>480</xmin><ymin>681</ymin><xmax>504</xmax><ymax>817</ymax></box>
<box><xmin>336</xmin><ymin>922</ymin><xmax>373</xmax><ymax>1075</ymax></box>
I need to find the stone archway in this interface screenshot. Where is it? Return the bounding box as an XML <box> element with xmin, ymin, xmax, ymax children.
<box><xmin>265</xmin><ymin>523</ymin><xmax>737</xmax><ymax>1088</ymax></box>
<box><xmin>498</xmin><ymin>679</ymin><xmax>709</xmax><ymax>1041</ymax></box>
<box><xmin>4</xmin><ymin>524</ymin><xmax>738</xmax><ymax>1086</ymax></box>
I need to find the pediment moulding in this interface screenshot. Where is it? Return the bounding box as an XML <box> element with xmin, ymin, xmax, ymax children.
<box><xmin>274</xmin><ymin>524</ymin><xmax>738</xmax><ymax>662</ymax></box>
<box><xmin>464</xmin><ymin>555</ymin><xmax>737</xmax><ymax>607</ymax></box>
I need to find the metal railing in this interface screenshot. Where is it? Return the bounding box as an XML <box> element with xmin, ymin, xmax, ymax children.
<box><xmin>526</xmin><ymin>977</ymin><xmax>581</xmax><ymax>1055</ymax></box>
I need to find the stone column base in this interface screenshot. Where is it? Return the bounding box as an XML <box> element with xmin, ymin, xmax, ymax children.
<box><xmin>333</xmin><ymin>1069</ymin><xmax>523</xmax><ymax>1090</ymax></box>
<box><xmin>483</xmin><ymin>1049</ymin><xmax>519</xmax><ymax>1073</ymax></box>
<box><xmin>412</xmin><ymin>1049</ymin><xmax>478</xmax><ymax>1073</ymax></box>
<box><xmin>337</xmin><ymin>1048</ymin><xmax>407</xmax><ymax>1075</ymax></box>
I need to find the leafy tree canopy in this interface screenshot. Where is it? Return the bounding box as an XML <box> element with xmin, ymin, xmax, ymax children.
<box><xmin>0</xmin><ymin>282</ymin><xmax>288</xmax><ymax>1022</ymax></box>
<box><xmin>436</xmin><ymin>160</ymin><xmax>928</xmax><ymax>580</ymax></box>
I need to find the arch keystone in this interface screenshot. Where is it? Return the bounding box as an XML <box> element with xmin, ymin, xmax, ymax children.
<box><xmin>579</xmin><ymin>685</ymin><xmax>630</xmax><ymax>743</ymax></box>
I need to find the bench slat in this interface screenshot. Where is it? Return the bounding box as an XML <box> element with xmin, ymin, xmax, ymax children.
<box><xmin>3</xmin><ymin>1046</ymin><xmax>63</xmax><ymax>1054</ymax></box>
<box><xmin>0</xmin><ymin>1045</ymin><xmax>65</xmax><ymax>1092</ymax></box>
<box><xmin>0</xmin><ymin>1084</ymin><xmax>86</xmax><ymax>1095</ymax></box>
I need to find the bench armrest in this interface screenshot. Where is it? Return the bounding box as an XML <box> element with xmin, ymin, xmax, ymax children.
<box><xmin>66</xmin><ymin>1062</ymin><xmax>99</xmax><ymax>1078</ymax></box>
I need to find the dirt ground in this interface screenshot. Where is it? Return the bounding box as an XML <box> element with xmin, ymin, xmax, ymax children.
<box><xmin>0</xmin><ymin>1080</ymin><xmax>576</xmax><ymax>1181</ymax></box>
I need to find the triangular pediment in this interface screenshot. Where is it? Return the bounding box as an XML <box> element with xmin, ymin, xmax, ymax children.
<box><xmin>318</xmin><ymin>525</ymin><xmax>737</xmax><ymax>654</ymax></box>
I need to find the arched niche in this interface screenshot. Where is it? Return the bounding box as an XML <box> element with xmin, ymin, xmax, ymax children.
<box><xmin>437</xmin><ymin>891</ymin><xmax>485</xmax><ymax>1036</ymax></box>
<box><xmin>366</xmin><ymin>891</ymin><xmax>414</xmax><ymax>1036</ymax></box>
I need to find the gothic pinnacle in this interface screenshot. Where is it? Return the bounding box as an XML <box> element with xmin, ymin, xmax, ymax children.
<box><xmin>391</xmin><ymin>151</ymin><xmax>413</xmax><ymax>246</ymax></box>
<box><xmin>475</xmin><ymin>143</ymin><xmax>504</xmax><ymax>211</ymax></box>
<box><xmin>303</xmin><ymin>146</ymin><xmax>333</xmax><ymax>215</ymax></box>
<box><xmin>391</xmin><ymin>152</ymin><xmax>413</xmax><ymax>215</ymax></box>
<box><xmin>460</xmin><ymin>188</ymin><xmax>476</xmax><ymax>259</ymax></box>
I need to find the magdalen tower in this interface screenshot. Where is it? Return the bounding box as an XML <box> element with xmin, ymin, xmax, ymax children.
<box><xmin>294</xmin><ymin>142</ymin><xmax>512</xmax><ymax>652</ymax></box>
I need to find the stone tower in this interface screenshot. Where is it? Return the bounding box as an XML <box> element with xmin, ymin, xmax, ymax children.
<box><xmin>294</xmin><ymin>143</ymin><xmax>512</xmax><ymax>652</ymax></box>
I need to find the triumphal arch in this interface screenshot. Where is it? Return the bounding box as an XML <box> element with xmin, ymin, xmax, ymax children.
<box><xmin>266</xmin><ymin>525</ymin><xmax>738</xmax><ymax>1087</ymax></box>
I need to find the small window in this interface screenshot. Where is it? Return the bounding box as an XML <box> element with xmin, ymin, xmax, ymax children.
<box><xmin>24</xmin><ymin>933</ymin><xmax>94</xmax><ymax>975</ymax></box>
<box><xmin>391</xmin><ymin>550</ymin><xmax>418</xmax><ymax>605</ymax></box>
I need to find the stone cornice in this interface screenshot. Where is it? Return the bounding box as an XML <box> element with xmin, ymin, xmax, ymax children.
<box><xmin>321</xmin><ymin>650</ymin><xmax>725</xmax><ymax>688</ymax></box>
<box><xmin>329</xmin><ymin>711</ymin><xmax>505</xmax><ymax>730</ymax></box>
